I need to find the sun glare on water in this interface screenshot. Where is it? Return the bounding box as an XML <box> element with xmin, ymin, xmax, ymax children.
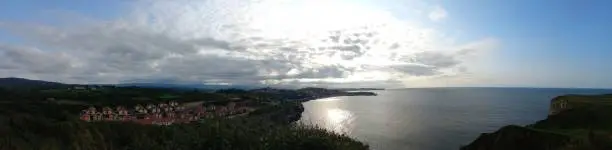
<box><xmin>326</xmin><ymin>108</ymin><xmax>355</xmax><ymax>134</ymax></box>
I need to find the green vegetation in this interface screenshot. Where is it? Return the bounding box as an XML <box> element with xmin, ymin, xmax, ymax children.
<box><xmin>0</xmin><ymin>83</ymin><xmax>369</xmax><ymax>150</ymax></box>
<box><xmin>462</xmin><ymin>94</ymin><xmax>612</xmax><ymax>150</ymax></box>
<box><xmin>0</xmin><ymin>111</ymin><xmax>367</xmax><ymax>150</ymax></box>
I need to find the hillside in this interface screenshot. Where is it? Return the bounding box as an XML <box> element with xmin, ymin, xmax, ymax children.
<box><xmin>117</xmin><ymin>83</ymin><xmax>256</xmax><ymax>90</ymax></box>
<box><xmin>0</xmin><ymin>77</ymin><xmax>65</xmax><ymax>88</ymax></box>
<box><xmin>0</xmin><ymin>81</ymin><xmax>369</xmax><ymax>150</ymax></box>
<box><xmin>0</xmin><ymin>77</ymin><xmax>257</xmax><ymax>90</ymax></box>
<box><xmin>461</xmin><ymin>94</ymin><xmax>612</xmax><ymax>150</ymax></box>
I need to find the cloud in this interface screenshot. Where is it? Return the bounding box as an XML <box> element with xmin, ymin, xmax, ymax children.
<box><xmin>0</xmin><ymin>45</ymin><xmax>74</xmax><ymax>74</ymax></box>
<box><xmin>0</xmin><ymin>0</ymin><xmax>496</xmax><ymax>87</ymax></box>
<box><xmin>428</xmin><ymin>6</ymin><xmax>448</xmax><ymax>22</ymax></box>
<box><xmin>391</xmin><ymin>64</ymin><xmax>438</xmax><ymax>76</ymax></box>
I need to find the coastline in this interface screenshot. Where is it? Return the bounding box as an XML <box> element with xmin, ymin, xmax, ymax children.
<box><xmin>293</xmin><ymin>91</ymin><xmax>378</xmax><ymax>102</ymax></box>
<box><xmin>461</xmin><ymin>94</ymin><xmax>612</xmax><ymax>150</ymax></box>
<box><xmin>287</xmin><ymin>91</ymin><xmax>378</xmax><ymax>123</ymax></box>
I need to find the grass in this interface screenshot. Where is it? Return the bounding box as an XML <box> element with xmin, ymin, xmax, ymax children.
<box><xmin>0</xmin><ymin>101</ymin><xmax>369</xmax><ymax>150</ymax></box>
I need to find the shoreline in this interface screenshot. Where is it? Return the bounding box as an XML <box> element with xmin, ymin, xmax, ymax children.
<box><xmin>461</xmin><ymin>94</ymin><xmax>612</xmax><ymax>150</ymax></box>
<box><xmin>293</xmin><ymin>91</ymin><xmax>378</xmax><ymax>102</ymax></box>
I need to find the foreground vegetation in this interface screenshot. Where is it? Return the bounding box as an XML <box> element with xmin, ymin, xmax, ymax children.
<box><xmin>0</xmin><ymin>106</ymin><xmax>367</xmax><ymax>150</ymax></box>
<box><xmin>0</xmin><ymin>79</ymin><xmax>369</xmax><ymax>150</ymax></box>
<box><xmin>461</xmin><ymin>94</ymin><xmax>612</xmax><ymax>150</ymax></box>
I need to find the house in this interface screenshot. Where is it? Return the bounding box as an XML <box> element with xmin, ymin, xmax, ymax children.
<box><xmin>93</xmin><ymin>112</ymin><xmax>103</xmax><ymax>121</ymax></box>
<box><xmin>80</xmin><ymin>106</ymin><xmax>99</xmax><ymax>122</ymax></box>
<box><xmin>102</xmin><ymin>107</ymin><xmax>113</xmax><ymax>115</ymax></box>
<box><xmin>175</xmin><ymin>105</ymin><xmax>185</xmax><ymax>111</ymax></box>
<box><xmin>134</xmin><ymin>104</ymin><xmax>147</xmax><ymax>113</ymax></box>
<box><xmin>146</xmin><ymin>103</ymin><xmax>155</xmax><ymax>110</ymax></box>
<box><xmin>158</xmin><ymin>103</ymin><xmax>168</xmax><ymax>108</ymax></box>
<box><xmin>101</xmin><ymin>107</ymin><xmax>118</xmax><ymax>121</ymax></box>
<box><xmin>115</xmin><ymin>106</ymin><xmax>131</xmax><ymax>121</ymax></box>
<box><xmin>170</xmin><ymin>101</ymin><xmax>179</xmax><ymax>107</ymax></box>
<box><xmin>139</xmin><ymin>108</ymin><xmax>149</xmax><ymax>114</ymax></box>
<box><xmin>80</xmin><ymin>110</ymin><xmax>91</xmax><ymax>121</ymax></box>
<box><xmin>86</xmin><ymin>106</ymin><xmax>97</xmax><ymax>114</ymax></box>
<box><xmin>116</xmin><ymin>106</ymin><xmax>128</xmax><ymax>115</ymax></box>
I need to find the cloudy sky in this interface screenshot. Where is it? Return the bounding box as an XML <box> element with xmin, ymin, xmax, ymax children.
<box><xmin>0</xmin><ymin>0</ymin><xmax>611</xmax><ymax>88</ymax></box>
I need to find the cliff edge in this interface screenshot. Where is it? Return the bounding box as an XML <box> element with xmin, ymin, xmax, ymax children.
<box><xmin>461</xmin><ymin>94</ymin><xmax>612</xmax><ymax>150</ymax></box>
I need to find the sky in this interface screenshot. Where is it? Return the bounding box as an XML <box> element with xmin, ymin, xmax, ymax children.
<box><xmin>0</xmin><ymin>0</ymin><xmax>611</xmax><ymax>88</ymax></box>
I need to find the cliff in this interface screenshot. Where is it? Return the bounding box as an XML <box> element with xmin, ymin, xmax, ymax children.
<box><xmin>462</xmin><ymin>94</ymin><xmax>612</xmax><ymax>150</ymax></box>
<box><xmin>460</xmin><ymin>125</ymin><xmax>572</xmax><ymax>150</ymax></box>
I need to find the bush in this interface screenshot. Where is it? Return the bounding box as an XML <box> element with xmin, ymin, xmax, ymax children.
<box><xmin>0</xmin><ymin>117</ymin><xmax>368</xmax><ymax>150</ymax></box>
<box><xmin>0</xmin><ymin>103</ymin><xmax>368</xmax><ymax>150</ymax></box>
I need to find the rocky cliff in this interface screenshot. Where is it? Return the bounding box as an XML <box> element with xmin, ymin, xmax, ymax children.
<box><xmin>460</xmin><ymin>125</ymin><xmax>572</xmax><ymax>150</ymax></box>
<box><xmin>461</xmin><ymin>94</ymin><xmax>612</xmax><ymax>150</ymax></box>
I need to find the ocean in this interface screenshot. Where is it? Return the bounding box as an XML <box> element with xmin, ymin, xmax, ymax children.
<box><xmin>298</xmin><ymin>88</ymin><xmax>612</xmax><ymax>150</ymax></box>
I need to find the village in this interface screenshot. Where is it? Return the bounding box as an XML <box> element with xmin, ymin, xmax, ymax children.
<box><xmin>79</xmin><ymin>101</ymin><xmax>254</xmax><ymax>125</ymax></box>
<box><xmin>65</xmin><ymin>85</ymin><xmax>373</xmax><ymax>126</ymax></box>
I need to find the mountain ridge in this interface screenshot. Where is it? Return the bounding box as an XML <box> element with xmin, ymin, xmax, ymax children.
<box><xmin>0</xmin><ymin>77</ymin><xmax>384</xmax><ymax>91</ymax></box>
<box><xmin>0</xmin><ymin>77</ymin><xmax>65</xmax><ymax>88</ymax></box>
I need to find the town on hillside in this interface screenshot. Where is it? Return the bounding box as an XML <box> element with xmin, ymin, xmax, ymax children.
<box><xmin>71</xmin><ymin>86</ymin><xmax>376</xmax><ymax>126</ymax></box>
<box><xmin>80</xmin><ymin>101</ymin><xmax>252</xmax><ymax>125</ymax></box>
<box><xmin>0</xmin><ymin>78</ymin><xmax>376</xmax><ymax>150</ymax></box>
<box><xmin>0</xmin><ymin>78</ymin><xmax>377</xmax><ymax>126</ymax></box>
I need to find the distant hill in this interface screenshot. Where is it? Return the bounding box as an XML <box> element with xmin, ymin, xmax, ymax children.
<box><xmin>334</xmin><ymin>88</ymin><xmax>385</xmax><ymax>91</ymax></box>
<box><xmin>0</xmin><ymin>77</ymin><xmax>260</xmax><ymax>90</ymax></box>
<box><xmin>0</xmin><ymin>77</ymin><xmax>65</xmax><ymax>88</ymax></box>
<box><xmin>116</xmin><ymin>83</ymin><xmax>257</xmax><ymax>90</ymax></box>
